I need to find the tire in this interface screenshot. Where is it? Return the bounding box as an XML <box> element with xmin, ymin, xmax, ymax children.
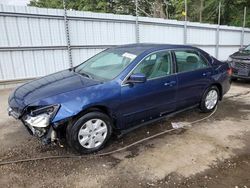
<box><xmin>66</xmin><ymin>111</ymin><xmax>113</xmax><ymax>154</ymax></box>
<box><xmin>200</xmin><ymin>86</ymin><xmax>219</xmax><ymax>113</ymax></box>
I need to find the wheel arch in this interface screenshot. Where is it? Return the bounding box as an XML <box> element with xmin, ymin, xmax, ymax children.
<box><xmin>73</xmin><ymin>105</ymin><xmax>117</xmax><ymax>129</ymax></box>
<box><xmin>210</xmin><ymin>83</ymin><xmax>223</xmax><ymax>100</ymax></box>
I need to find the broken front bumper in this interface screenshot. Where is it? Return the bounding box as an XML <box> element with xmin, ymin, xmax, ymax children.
<box><xmin>8</xmin><ymin>107</ymin><xmax>58</xmax><ymax>145</ymax></box>
<box><xmin>8</xmin><ymin>107</ymin><xmax>21</xmax><ymax>119</ymax></box>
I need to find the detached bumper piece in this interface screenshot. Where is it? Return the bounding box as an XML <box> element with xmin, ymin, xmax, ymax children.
<box><xmin>8</xmin><ymin>107</ymin><xmax>21</xmax><ymax>119</ymax></box>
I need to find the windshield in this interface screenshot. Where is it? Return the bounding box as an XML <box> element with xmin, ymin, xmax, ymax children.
<box><xmin>244</xmin><ymin>45</ymin><xmax>250</xmax><ymax>51</ymax></box>
<box><xmin>75</xmin><ymin>49</ymin><xmax>137</xmax><ymax>81</ymax></box>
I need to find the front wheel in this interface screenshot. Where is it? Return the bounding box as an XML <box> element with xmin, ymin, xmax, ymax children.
<box><xmin>200</xmin><ymin>86</ymin><xmax>219</xmax><ymax>113</ymax></box>
<box><xmin>66</xmin><ymin>112</ymin><xmax>113</xmax><ymax>154</ymax></box>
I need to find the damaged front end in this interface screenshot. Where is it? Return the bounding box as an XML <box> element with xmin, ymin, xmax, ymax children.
<box><xmin>8</xmin><ymin>104</ymin><xmax>63</xmax><ymax>145</ymax></box>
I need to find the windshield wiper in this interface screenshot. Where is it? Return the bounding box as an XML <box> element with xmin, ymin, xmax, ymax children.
<box><xmin>78</xmin><ymin>72</ymin><xmax>93</xmax><ymax>79</ymax></box>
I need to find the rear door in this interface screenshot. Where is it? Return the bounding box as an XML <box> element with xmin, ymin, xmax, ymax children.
<box><xmin>119</xmin><ymin>50</ymin><xmax>177</xmax><ymax>129</ymax></box>
<box><xmin>173</xmin><ymin>49</ymin><xmax>213</xmax><ymax>109</ymax></box>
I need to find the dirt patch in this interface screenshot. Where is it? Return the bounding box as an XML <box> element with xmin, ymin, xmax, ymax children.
<box><xmin>113</xmin><ymin>119</ymin><xmax>250</xmax><ymax>181</ymax></box>
<box><xmin>155</xmin><ymin>133</ymin><xmax>250</xmax><ymax>188</ymax></box>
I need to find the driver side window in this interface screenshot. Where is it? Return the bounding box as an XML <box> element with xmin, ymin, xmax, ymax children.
<box><xmin>133</xmin><ymin>51</ymin><xmax>172</xmax><ymax>79</ymax></box>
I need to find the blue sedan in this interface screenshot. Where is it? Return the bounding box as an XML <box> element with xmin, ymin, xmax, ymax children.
<box><xmin>8</xmin><ymin>44</ymin><xmax>231</xmax><ymax>154</ymax></box>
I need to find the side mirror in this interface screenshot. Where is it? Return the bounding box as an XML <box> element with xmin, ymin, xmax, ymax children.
<box><xmin>239</xmin><ymin>47</ymin><xmax>245</xmax><ymax>52</ymax></box>
<box><xmin>127</xmin><ymin>73</ymin><xmax>146</xmax><ymax>84</ymax></box>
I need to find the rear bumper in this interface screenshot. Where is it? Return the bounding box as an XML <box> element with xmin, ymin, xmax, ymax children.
<box><xmin>224</xmin><ymin>80</ymin><xmax>231</xmax><ymax>96</ymax></box>
<box><xmin>220</xmin><ymin>75</ymin><xmax>231</xmax><ymax>98</ymax></box>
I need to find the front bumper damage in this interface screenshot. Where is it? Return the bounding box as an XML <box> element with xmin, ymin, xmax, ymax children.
<box><xmin>8</xmin><ymin>107</ymin><xmax>62</xmax><ymax>145</ymax></box>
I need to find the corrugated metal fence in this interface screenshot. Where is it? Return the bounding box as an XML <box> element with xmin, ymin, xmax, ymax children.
<box><xmin>0</xmin><ymin>4</ymin><xmax>250</xmax><ymax>87</ymax></box>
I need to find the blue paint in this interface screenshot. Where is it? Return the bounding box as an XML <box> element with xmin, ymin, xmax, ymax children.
<box><xmin>8</xmin><ymin>44</ymin><xmax>231</xmax><ymax>130</ymax></box>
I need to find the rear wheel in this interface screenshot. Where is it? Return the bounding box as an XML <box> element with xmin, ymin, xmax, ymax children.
<box><xmin>200</xmin><ymin>86</ymin><xmax>219</xmax><ymax>113</ymax></box>
<box><xmin>66</xmin><ymin>112</ymin><xmax>112</xmax><ymax>154</ymax></box>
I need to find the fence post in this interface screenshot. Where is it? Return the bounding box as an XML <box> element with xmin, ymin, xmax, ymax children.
<box><xmin>240</xmin><ymin>7</ymin><xmax>247</xmax><ymax>48</ymax></box>
<box><xmin>183</xmin><ymin>0</ymin><xmax>187</xmax><ymax>44</ymax></box>
<box><xmin>215</xmin><ymin>2</ymin><xmax>221</xmax><ymax>59</ymax></box>
<box><xmin>135</xmin><ymin>0</ymin><xmax>140</xmax><ymax>43</ymax></box>
<box><xmin>63</xmin><ymin>0</ymin><xmax>73</xmax><ymax>68</ymax></box>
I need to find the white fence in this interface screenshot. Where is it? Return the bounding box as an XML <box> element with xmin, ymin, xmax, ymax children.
<box><xmin>0</xmin><ymin>4</ymin><xmax>250</xmax><ymax>87</ymax></box>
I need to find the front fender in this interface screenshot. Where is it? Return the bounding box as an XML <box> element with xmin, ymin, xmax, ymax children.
<box><xmin>28</xmin><ymin>81</ymin><xmax>121</xmax><ymax>123</ymax></box>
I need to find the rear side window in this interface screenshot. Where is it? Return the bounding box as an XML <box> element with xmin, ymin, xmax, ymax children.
<box><xmin>133</xmin><ymin>51</ymin><xmax>172</xmax><ymax>79</ymax></box>
<box><xmin>174</xmin><ymin>50</ymin><xmax>208</xmax><ymax>73</ymax></box>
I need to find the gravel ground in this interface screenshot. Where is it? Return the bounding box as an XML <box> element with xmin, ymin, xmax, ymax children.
<box><xmin>0</xmin><ymin>80</ymin><xmax>250</xmax><ymax>188</ymax></box>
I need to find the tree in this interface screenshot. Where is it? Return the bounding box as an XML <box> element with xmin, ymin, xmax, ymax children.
<box><xmin>28</xmin><ymin>0</ymin><xmax>250</xmax><ymax>27</ymax></box>
<box><xmin>29</xmin><ymin>0</ymin><xmax>63</xmax><ymax>8</ymax></box>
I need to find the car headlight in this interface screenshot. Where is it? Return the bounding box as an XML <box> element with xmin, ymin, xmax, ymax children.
<box><xmin>24</xmin><ymin>105</ymin><xmax>60</xmax><ymax>128</ymax></box>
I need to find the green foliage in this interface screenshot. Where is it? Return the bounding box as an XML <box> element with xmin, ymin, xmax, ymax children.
<box><xmin>28</xmin><ymin>0</ymin><xmax>250</xmax><ymax>27</ymax></box>
<box><xmin>29</xmin><ymin>0</ymin><xmax>63</xmax><ymax>8</ymax></box>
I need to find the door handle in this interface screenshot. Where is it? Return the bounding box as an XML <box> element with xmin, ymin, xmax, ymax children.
<box><xmin>202</xmin><ymin>72</ymin><xmax>212</xmax><ymax>76</ymax></box>
<box><xmin>164</xmin><ymin>81</ymin><xmax>176</xmax><ymax>86</ymax></box>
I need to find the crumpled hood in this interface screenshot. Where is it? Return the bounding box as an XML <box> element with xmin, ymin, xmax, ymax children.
<box><xmin>8</xmin><ymin>70</ymin><xmax>100</xmax><ymax>113</ymax></box>
<box><xmin>231</xmin><ymin>51</ymin><xmax>250</xmax><ymax>60</ymax></box>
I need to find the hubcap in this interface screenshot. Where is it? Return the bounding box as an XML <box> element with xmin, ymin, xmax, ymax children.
<box><xmin>78</xmin><ymin>119</ymin><xmax>108</xmax><ymax>149</ymax></box>
<box><xmin>205</xmin><ymin>89</ymin><xmax>218</xmax><ymax>110</ymax></box>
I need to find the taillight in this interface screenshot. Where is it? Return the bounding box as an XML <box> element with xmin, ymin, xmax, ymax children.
<box><xmin>227</xmin><ymin>67</ymin><xmax>232</xmax><ymax>76</ymax></box>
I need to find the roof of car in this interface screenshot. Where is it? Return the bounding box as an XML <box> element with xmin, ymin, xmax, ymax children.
<box><xmin>113</xmin><ymin>43</ymin><xmax>198</xmax><ymax>55</ymax></box>
<box><xmin>116</xmin><ymin>43</ymin><xmax>195</xmax><ymax>51</ymax></box>
<box><xmin>119</xmin><ymin>43</ymin><xmax>192</xmax><ymax>48</ymax></box>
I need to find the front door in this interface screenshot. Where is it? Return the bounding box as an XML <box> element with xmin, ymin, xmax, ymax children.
<box><xmin>119</xmin><ymin>50</ymin><xmax>177</xmax><ymax>129</ymax></box>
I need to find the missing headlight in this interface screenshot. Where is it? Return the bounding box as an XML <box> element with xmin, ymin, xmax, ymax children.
<box><xmin>25</xmin><ymin>113</ymin><xmax>51</xmax><ymax>128</ymax></box>
<box><xmin>24</xmin><ymin>105</ymin><xmax>60</xmax><ymax>128</ymax></box>
<box><xmin>30</xmin><ymin>105</ymin><xmax>59</xmax><ymax>117</ymax></box>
